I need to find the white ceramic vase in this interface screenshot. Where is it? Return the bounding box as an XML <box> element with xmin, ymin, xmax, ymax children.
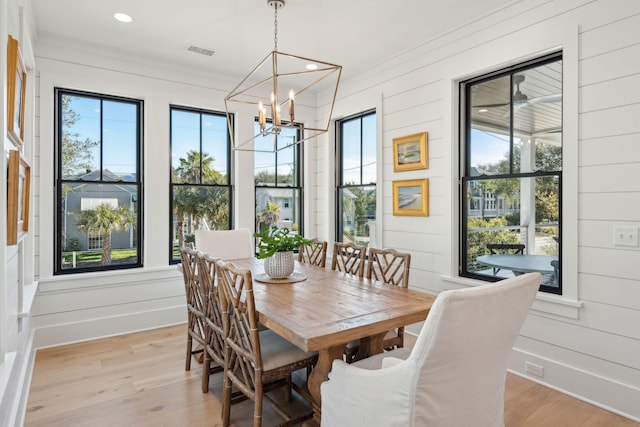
<box><xmin>264</xmin><ymin>251</ymin><xmax>294</xmax><ymax>278</ymax></box>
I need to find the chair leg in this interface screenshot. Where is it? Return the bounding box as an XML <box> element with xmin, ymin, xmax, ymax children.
<box><xmin>185</xmin><ymin>335</ymin><xmax>192</xmax><ymax>371</ymax></box>
<box><xmin>285</xmin><ymin>373</ymin><xmax>292</xmax><ymax>402</ymax></box>
<box><xmin>222</xmin><ymin>373</ymin><xmax>232</xmax><ymax>426</ymax></box>
<box><xmin>201</xmin><ymin>352</ymin><xmax>210</xmax><ymax>393</ymax></box>
<box><xmin>254</xmin><ymin>385</ymin><xmax>263</xmax><ymax>427</ymax></box>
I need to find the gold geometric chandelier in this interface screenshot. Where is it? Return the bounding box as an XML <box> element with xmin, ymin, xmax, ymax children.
<box><xmin>224</xmin><ymin>0</ymin><xmax>342</xmax><ymax>152</ymax></box>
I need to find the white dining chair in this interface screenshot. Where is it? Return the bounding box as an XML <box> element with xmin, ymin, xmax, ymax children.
<box><xmin>194</xmin><ymin>228</ymin><xmax>253</xmax><ymax>260</ymax></box>
<box><xmin>320</xmin><ymin>272</ymin><xmax>541</xmax><ymax>427</ymax></box>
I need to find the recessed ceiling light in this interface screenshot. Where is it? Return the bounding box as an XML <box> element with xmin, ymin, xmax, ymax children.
<box><xmin>306</xmin><ymin>63</ymin><xmax>318</xmax><ymax>70</ymax></box>
<box><xmin>478</xmin><ymin>108</ymin><xmax>489</xmax><ymax>113</ymax></box>
<box><xmin>114</xmin><ymin>12</ymin><xmax>133</xmax><ymax>23</ymax></box>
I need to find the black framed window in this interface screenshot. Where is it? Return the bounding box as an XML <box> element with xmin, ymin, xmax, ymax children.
<box><xmin>336</xmin><ymin>110</ymin><xmax>376</xmax><ymax>247</ymax></box>
<box><xmin>460</xmin><ymin>52</ymin><xmax>562</xmax><ymax>294</ymax></box>
<box><xmin>55</xmin><ymin>89</ymin><xmax>143</xmax><ymax>274</ymax></box>
<box><xmin>170</xmin><ymin>106</ymin><xmax>232</xmax><ymax>263</ymax></box>
<box><xmin>254</xmin><ymin>121</ymin><xmax>302</xmax><ymax>243</ymax></box>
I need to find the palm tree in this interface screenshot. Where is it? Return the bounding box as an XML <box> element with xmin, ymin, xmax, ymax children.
<box><xmin>173</xmin><ymin>151</ymin><xmax>228</xmax><ymax>248</ymax></box>
<box><xmin>76</xmin><ymin>203</ymin><xmax>135</xmax><ymax>265</ymax></box>
<box><xmin>257</xmin><ymin>202</ymin><xmax>280</xmax><ymax>232</ymax></box>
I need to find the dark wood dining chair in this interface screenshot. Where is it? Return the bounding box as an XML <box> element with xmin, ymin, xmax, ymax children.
<box><xmin>216</xmin><ymin>260</ymin><xmax>317</xmax><ymax>427</ymax></box>
<box><xmin>197</xmin><ymin>252</ymin><xmax>225</xmax><ymax>393</ymax></box>
<box><xmin>345</xmin><ymin>247</ymin><xmax>412</xmax><ymax>363</ymax></box>
<box><xmin>180</xmin><ymin>246</ymin><xmax>207</xmax><ymax>371</ymax></box>
<box><xmin>298</xmin><ymin>238</ymin><xmax>328</xmax><ymax>267</ymax></box>
<box><xmin>331</xmin><ymin>241</ymin><xmax>366</xmax><ymax>277</ymax></box>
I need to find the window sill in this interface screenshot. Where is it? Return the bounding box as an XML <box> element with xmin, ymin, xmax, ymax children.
<box><xmin>440</xmin><ymin>274</ymin><xmax>582</xmax><ymax>320</ymax></box>
<box><xmin>37</xmin><ymin>266</ymin><xmax>182</xmax><ymax>294</ymax></box>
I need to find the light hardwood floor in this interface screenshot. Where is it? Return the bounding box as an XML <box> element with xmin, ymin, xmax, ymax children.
<box><xmin>25</xmin><ymin>324</ymin><xmax>638</xmax><ymax>427</ymax></box>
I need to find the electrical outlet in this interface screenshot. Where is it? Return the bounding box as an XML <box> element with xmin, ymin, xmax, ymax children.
<box><xmin>613</xmin><ymin>226</ymin><xmax>639</xmax><ymax>247</ymax></box>
<box><xmin>525</xmin><ymin>361</ymin><xmax>544</xmax><ymax>377</ymax></box>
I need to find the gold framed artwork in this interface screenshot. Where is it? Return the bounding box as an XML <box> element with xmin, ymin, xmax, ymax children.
<box><xmin>393</xmin><ymin>132</ymin><xmax>428</xmax><ymax>172</ymax></box>
<box><xmin>7</xmin><ymin>150</ymin><xmax>31</xmax><ymax>245</ymax></box>
<box><xmin>7</xmin><ymin>35</ymin><xmax>27</xmax><ymax>147</ymax></box>
<box><xmin>392</xmin><ymin>178</ymin><xmax>429</xmax><ymax>217</ymax></box>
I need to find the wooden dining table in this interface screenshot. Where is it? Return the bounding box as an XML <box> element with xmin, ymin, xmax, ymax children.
<box><xmin>229</xmin><ymin>257</ymin><xmax>435</xmax><ymax>426</ymax></box>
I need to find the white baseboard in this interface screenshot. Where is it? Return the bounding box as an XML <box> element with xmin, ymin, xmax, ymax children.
<box><xmin>509</xmin><ymin>348</ymin><xmax>640</xmax><ymax>423</ymax></box>
<box><xmin>13</xmin><ymin>330</ymin><xmax>36</xmax><ymax>427</ymax></box>
<box><xmin>0</xmin><ymin>351</ymin><xmax>17</xmax><ymax>427</ymax></box>
<box><xmin>33</xmin><ymin>305</ymin><xmax>186</xmax><ymax>349</ymax></box>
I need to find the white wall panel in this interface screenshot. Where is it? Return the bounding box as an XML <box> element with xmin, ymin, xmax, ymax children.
<box><xmin>580</xmin><ymin>247</ymin><xmax>640</xmax><ymax>280</ymax></box>
<box><xmin>581</xmin><ymin>103</ymin><xmax>640</xmax><ymax>140</ymax></box>
<box><xmin>580</xmin><ymin>163</ymin><xmax>640</xmax><ymax>192</ymax></box>
<box><xmin>515</xmin><ymin>334</ymin><xmax>640</xmax><ymax>387</ymax></box>
<box><xmin>580</xmin><ymin>134</ymin><xmax>640</xmax><ymax>166</ymax></box>
<box><xmin>520</xmin><ymin>314</ymin><xmax>640</xmax><ymax>369</ymax></box>
<box><xmin>580</xmin><ymin>273</ymin><xmax>640</xmax><ymax>309</ymax></box>
<box><xmin>581</xmin><ymin>44</ymin><xmax>640</xmax><ymax>86</ymax></box>
<box><xmin>581</xmin><ymin>74</ymin><xmax>640</xmax><ymax>113</ymax></box>
<box><xmin>580</xmin><ymin>193</ymin><xmax>640</xmax><ymax>221</ymax></box>
<box><xmin>579</xmin><ymin>11</ymin><xmax>640</xmax><ymax>59</ymax></box>
<box><xmin>579</xmin><ymin>219</ymin><xmax>640</xmax><ymax>249</ymax></box>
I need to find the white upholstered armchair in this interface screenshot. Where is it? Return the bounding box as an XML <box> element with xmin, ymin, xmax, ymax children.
<box><xmin>320</xmin><ymin>272</ymin><xmax>541</xmax><ymax>427</ymax></box>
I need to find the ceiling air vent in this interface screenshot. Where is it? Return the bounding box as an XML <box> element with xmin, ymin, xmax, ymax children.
<box><xmin>187</xmin><ymin>45</ymin><xmax>215</xmax><ymax>56</ymax></box>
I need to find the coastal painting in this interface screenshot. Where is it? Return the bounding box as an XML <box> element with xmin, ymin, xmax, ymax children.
<box><xmin>393</xmin><ymin>132</ymin><xmax>428</xmax><ymax>172</ymax></box>
<box><xmin>393</xmin><ymin>178</ymin><xmax>429</xmax><ymax>216</ymax></box>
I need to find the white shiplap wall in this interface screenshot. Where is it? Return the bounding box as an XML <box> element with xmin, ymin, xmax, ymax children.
<box><xmin>311</xmin><ymin>0</ymin><xmax>640</xmax><ymax>420</ymax></box>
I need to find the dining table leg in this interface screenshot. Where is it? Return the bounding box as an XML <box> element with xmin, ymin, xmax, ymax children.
<box><xmin>303</xmin><ymin>343</ymin><xmax>345</xmax><ymax>427</ymax></box>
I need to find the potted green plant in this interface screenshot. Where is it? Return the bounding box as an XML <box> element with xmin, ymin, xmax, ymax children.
<box><xmin>254</xmin><ymin>226</ymin><xmax>311</xmax><ymax>278</ymax></box>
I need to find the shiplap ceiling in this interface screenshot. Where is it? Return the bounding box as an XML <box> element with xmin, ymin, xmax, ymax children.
<box><xmin>30</xmin><ymin>0</ymin><xmax>517</xmax><ymax>81</ymax></box>
<box><xmin>471</xmin><ymin>60</ymin><xmax>563</xmax><ymax>140</ymax></box>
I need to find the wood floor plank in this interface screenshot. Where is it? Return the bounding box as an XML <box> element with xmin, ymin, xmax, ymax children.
<box><xmin>25</xmin><ymin>324</ymin><xmax>638</xmax><ymax>426</ymax></box>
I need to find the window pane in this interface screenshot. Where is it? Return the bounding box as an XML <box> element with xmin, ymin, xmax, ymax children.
<box><xmin>277</xmin><ymin>127</ymin><xmax>298</xmax><ymax>186</ymax></box>
<box><xmin>202</xmin><ymin>113</ymin><xmax>228</xmax><ymax>184</ymax></box>
<box><xmin>171</xmin><ymin>109</ymin><xmax>201</xmax><ymax>184</ymax></box>
<box><xmin>61</xmin><ymin>183</ymin><xmax>138</xmax><ymax>270</ymax></box>
<box><xmin>469</xmin><ymin>75</ymin><xmax>511</xmax><ymax>174</ymax></box>
<box><xmin>341</xmin><ymin>119</ymin><xmax>362</xmax><ymax>185</ymax></box>
<box><xmin>361</xmin><ymin>113</ymin><xmax>376</xmax><ymax>184</ymax></box>
<box><xmin>462</xmin><ymin>54</ymin><xmax>562</xmax><ymax>293</ymax></box>
<box><xmin>103</xmin><ymin>100</ymin><xmax>137</xmax><ymax>181</ymax></box>
<box><xmin>464</xmin><ymin>175</ymin><xmax>559</xmax><ymax>286</ymax></box>
<box><xmin>61</xmin><ymin>95</ymin><xmax>101</xmax><ymax>180</ymax></box>
<box><xmin>170</xmin><ymin>107</ymin><xmax>231</xmax><ymax>263</ymax></box>
<box><xmin>256</xmin><ymin>187</ymin><xmax>301</xmax><ymax>234</ymax></box>
<box><xmin>513</xmin><ymin>62</ymin><xmax>563</xmax><ymax>173</ymax></box>
<box><xmin>338</xmin><ymin>185</ymin><xmax>376</xmax><ymax>248</ymax></box>
<box><xmin>57</xmin><ymin>90</ymin><xmax>143</xmax><ymax>275</ymax></box>
<box><xmin>255</xmin><ymin>150</ymin><xmax>276</xmax><ymax>185</ymax></box>
<box><xmin>171</xmin><ymin>185</ymin><xmax>231</xmax><ymax>261</ymax></box>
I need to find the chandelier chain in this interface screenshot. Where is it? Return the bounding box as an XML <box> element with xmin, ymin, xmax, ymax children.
<box><xmin>273</xmin><ymin>4</ymin><xmax>278</xmax><ymax>51</ymax></box>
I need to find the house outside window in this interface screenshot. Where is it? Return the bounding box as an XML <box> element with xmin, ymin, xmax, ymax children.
<box><xmin>460</xmin><ymin>52</ymin><xmax>562</xmax><ymax>294</ymax></box>
<box><xmin>170</xmin><ymin>106</ymin><xmax>232</xmax><ymax>263</ymax></box>
<box><xmin>254</xmin><ymin>121</ymin><xmax>302</xmax><ymax>241</ymax></box>
<box><xmin>336</xmin><ymin>110</ymin><xmax>376</xmax><ymax>247</ymax></box>
<box><xmin>54</xmin><ymin>89</ymin><xmax>143</xmax><ymax>274</ymax></box>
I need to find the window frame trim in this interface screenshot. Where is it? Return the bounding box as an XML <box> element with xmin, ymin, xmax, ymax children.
<box><xmin>458</xmin><ymin>52</ymin><xmax>563</xmax><ymax>294</ymax></box>
<box><xmin>54</xmin><ymin>87</ymin><xmax>144</xmax><ymax>275</ymax></box>
<box><xmin>168</xmin><ymin>104</ymin><xmax>233</xmax><ymax>264</ymax></box>
<box><xmin>335</xmin><ymin>109</ymin><xmax>377</xmax><ymax>244</ymax></box>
